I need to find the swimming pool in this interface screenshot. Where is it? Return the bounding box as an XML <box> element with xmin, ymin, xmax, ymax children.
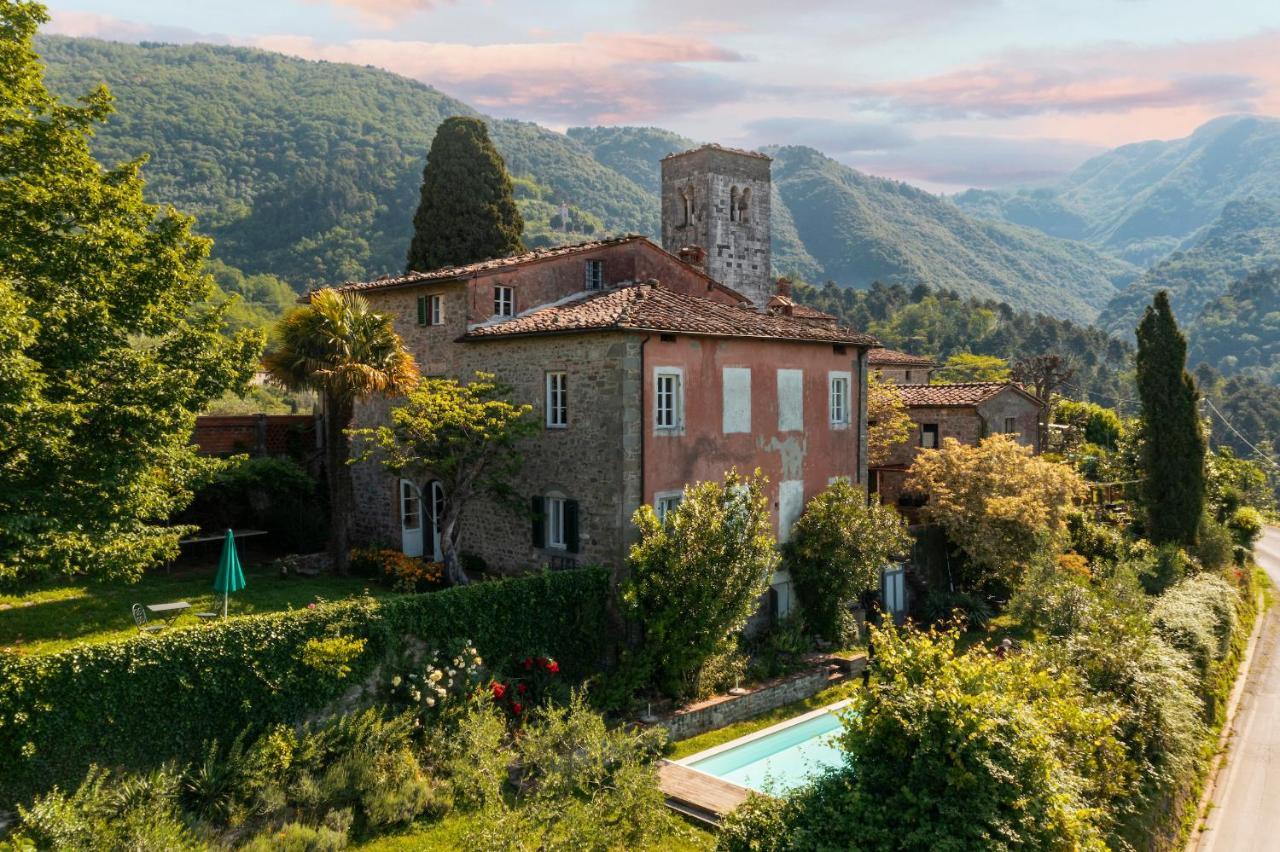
<box><xmin>677</xmin><ymin>701</ymin><xmax>850</xmax><ymax>794</ymax></box>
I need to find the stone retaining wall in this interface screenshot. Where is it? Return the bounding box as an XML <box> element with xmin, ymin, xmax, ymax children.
<box><xmin>659</xmin><ymin>655</ymin><xmax>865</xmax><ymax>742</ymax></box>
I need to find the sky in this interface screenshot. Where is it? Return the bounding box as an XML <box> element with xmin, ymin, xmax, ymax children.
<box><xmin>46</xmin><ymin>0</ymin><xmax>1280</xmax><ymax>193</ymax></box>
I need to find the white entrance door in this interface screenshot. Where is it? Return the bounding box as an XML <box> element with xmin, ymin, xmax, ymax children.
<box><xmin>400</xmin><ymin>479</ymin><xmax>423</xmax><ymax>557</ymax></box>
<box><xmin>428</xmin><ymin>481</ymin><xmax>445</xmax><ymax>562</ymax></box>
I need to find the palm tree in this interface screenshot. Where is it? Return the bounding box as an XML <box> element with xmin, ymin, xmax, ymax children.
<box><xmin>263</xmin><ymin>289</ymin><xmax>418</xmax><ymax>574</ymax></box>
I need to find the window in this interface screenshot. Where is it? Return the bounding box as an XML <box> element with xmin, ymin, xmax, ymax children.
<box><xmin>904</xmin><ymin>370</ymin><xmax>912</xmax><ymax>382</ymax></box>
<box><xmin>777</xmin><ymin>369</ymin><xmax>803</xmax><ymax>431</ymax></box>
<box><xmin>494</xmin><ymin>285</ymin><xmax>514</xmax><ymax>318</ymax></box>
<box><xmin>921</xmin><ymin>423</ymin><xmax>939</xmax><ymax>448</ymax></box>
<box><xmin>722</xmin><ymin>367</ymin><xmax>751</xmax><ymax>433</ymax></box>
<box><xmin>429</xmin><ymin>294</ymin><xmax>443</xmax><ymax>325</ymax></box>
<box><xmin>585</xmin><ymin>260</ymin><xmax>604</xmax><ymax>290</ymax></box>
<box><xmin>546</xmin><ymin>496</ymin><xmax>566</xmax><ymax>549</ymax></box>
<box><xmin>654</xmin><ymin>368</ymin><xmax>683</xmax><ymax>432</ymax></box>
<box><xmin>1003</xmin><ymin>416</ymin><xmax>1018</xmax><ymax>434</ymax></box>
<box><xmin>829</xmin><ymin>371</ymin><xmax>851</xmax><ymax>427</ymax></box>
<box><xmin>545</xmin><ymin>371</ymin><xmax>568</xmax><ymax>428</ymax></box>
<box><xmin>729</xmin><ymin>186</ymin><xmax>739</xmax><ymax>222</ymax></box>
<box><xmin>739</xmin><ymin>187</ymin><xmax>751</xmax><ymax>224</ymax></box>
<box><xmin>400</xmin><ymin>481</ymin><xmax>420</xmax><ymax>530</ymax></box>
<box><xmin>779</xmin><ymin>480</ymin><xmax>805</xmax><ymax>543</ymax></box>
<box><xmin>655</xmin><ymin>490</ymin><xmax>683</xmax><ymax>522</ymax></box>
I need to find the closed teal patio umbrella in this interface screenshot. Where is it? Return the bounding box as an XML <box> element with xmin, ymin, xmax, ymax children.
<box><xmin>214</xmin><ymin>529</ymin><xmax>246</xmax><ymax>618</ymax></box>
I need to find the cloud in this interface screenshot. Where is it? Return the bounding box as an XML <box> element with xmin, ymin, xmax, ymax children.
<box><xmin>301</xmin><ymin>0</ymin><xmax>451</xmax><ymax>30</ymax></box>
<box><xmin>743</xmin><ymin>116</ymin><xmax>914</xmax><ymax>153</ymax></box>
<box><xmin>847</xmin><ymin>135</ymin><xmax>1105</xmax><ymax>190</ymax></box>
<box><xmin>45</xmin><ymin>10</ymin><xmax>228</xmax><ymax>44</ymax></box>
<box><xmin>845</xmin><ymin>32</ymin><xmax>1280</xmax><ymax>121</ymax></box>
<box><xmin>252</xmin><ymin>32</ymin><xmax>747</xmax><ymax>124</ymax></box>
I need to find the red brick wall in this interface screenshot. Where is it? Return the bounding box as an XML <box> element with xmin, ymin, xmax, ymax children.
<box><xmin>193</xmin><ymin>415</ymin><xmax>317</xmax><ymax>457</ymax></box>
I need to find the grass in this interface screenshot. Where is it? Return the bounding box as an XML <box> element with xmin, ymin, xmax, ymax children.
<box><xmin>0</xmin><ymin>559</ymin><xmax>397</xmax><ymax>656</ymax></box>
<box><xmin>351</xmin><ymin>808</ymin><xmax>714</xmax><ymax>851</ymax></box>
<box><xmin>666</xmin><ymin>679</ymin><xmax>861</xmax><ymax>762</ymax></box>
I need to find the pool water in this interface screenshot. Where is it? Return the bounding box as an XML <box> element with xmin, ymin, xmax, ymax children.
<box><xmin>685</xmin><ymin>709</ymin><xmax>846</xmax><ymax>793</ymax></box>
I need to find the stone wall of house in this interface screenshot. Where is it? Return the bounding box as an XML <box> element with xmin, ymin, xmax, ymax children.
<box><xmin>661</xmin><ymin>147</ymin><xmax>772</xmax><ymax>307</ymax></box>
<box><xmin>874</xmin><ymin>366</ymin><xmax>931</xmax><ymax>385</ymax></box>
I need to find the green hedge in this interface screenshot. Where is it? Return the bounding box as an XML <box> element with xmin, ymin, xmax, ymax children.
<box><xmin>0</xmin><ymin>567</ymin><xmax>610</xmax><ymax>809</ymax></box>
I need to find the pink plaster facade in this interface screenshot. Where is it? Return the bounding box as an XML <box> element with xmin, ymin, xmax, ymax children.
<box><xmin>643</xmin><ymin>334</ymin><xmax>866</xmax><ymax>541</ymax></box>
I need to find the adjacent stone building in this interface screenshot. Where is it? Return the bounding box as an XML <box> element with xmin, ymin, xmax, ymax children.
<box><xmin>868</xmin><ymin>348</ymin><xmax>936</xmax><ymax>385</ymax></box>
<box><xmin>869</xmin><ymin>381</ymin><xmax>1045</xmax><ymax>508</ymax></box>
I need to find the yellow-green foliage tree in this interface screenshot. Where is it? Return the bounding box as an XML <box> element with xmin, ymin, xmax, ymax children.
<box><xmin>907</xmin><ymin>434</ymin><xmax>1086</xmax><ymax>588</ymax></box>
<box><xmin>934</xmin><ymin>353</ymin><xmax>1011</xmax><ymax>383</ymax></box>
<box><xmin>624</xmin><ymin>470</ymin><xmax>776</xmax><ymax>699</ymax></box>
<box><xmin>353</xmin><ymin>373</ymin><xmax>536</xmax><ymax>586</ymax></box>
<box><xmin>867</xmin><ymin>372</ymin><xmax>913</xmax><ymax>466</ymax></box>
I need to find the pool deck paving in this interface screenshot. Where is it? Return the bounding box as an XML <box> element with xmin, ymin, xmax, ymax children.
<box><xmin>658</xmin><ymin>760</ymin><xmax>753</xmax><ymax>824</ymax></box>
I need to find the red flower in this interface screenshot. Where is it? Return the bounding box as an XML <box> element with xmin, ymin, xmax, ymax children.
<box><xmin>545</xmin><ymin>660</ymin><xmax>559</xmax><ymax>674</ymax></box>
<box><xmin>516</xmin><ymin>682</ymin><xmax>528</xmax><ymax>695</ymax></box>
<box><xmin>491</xmin><ymin>682</ymin><xmax>507</xmax><ymax>700</ymax></box>
<box><xmin>512</xmin><ymin>702</ymin><xmax>523</xmax><ymax>715</ymax></box>
<box><xmin>523</xmin><ymin>657</ymin><xmax>534</xmax><ymax>670</ymax></box>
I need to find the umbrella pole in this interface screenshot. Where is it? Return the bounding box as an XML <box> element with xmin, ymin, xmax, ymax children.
<box><xmin>223</xmin><ymin>590</ymin><xmax>228</xmax><ymax>618</ymax></box>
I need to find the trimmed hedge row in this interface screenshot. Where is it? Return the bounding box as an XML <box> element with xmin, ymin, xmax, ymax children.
<box><xmin>0</xmin><ymin>567</ymin><xmax>610</xmax><ymax>809</ymax></box>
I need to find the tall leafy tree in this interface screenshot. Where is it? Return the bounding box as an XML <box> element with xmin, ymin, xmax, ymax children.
<box><xmin>405</xmin><ymin>117</ymin><xmax>524</xmax><ymax>272</ymax></box>
<box><xmin>263</xmin><ymin>289</ymin><xmax>418</xmax><ymax>574</ymax></box>
<box><xmin>1135</xmin><ymin>290</ymin><xmax>1206</xmax><ymax>545</ymax></box>
<box><xmin>0</xmin><ymin>2</ymin><xmax>262</xmax><ymax>583</ymax></box>
<box><xmin>353</xmin><ymin>373</ymin><xmax>537</xmax><ymax>586</ymax></box>
<box><xmin>867</xmin><ymin>372</ymin><xmax>913</xmax><ymax>466</ymax></box>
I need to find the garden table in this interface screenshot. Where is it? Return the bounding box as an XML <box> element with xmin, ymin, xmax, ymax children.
<box><xmin>146</xmin><ymin>600</ymin><xmax>191</xmax><ymax>626</ymax></box>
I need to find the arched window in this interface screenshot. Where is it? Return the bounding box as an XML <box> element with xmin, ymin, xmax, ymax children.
<box><xmin>680</xmin><ymin>186</ymin><xmax>692</xmax><ymax>227</ymax></box>
<box><xmin>739</xmin><ymin>187</ymin><xmax>751</xmax><ymax>224</ymax></box>
<box><xmin>729</xmin><ymin>186</ymin><xmax>739</xmax><ymax>222</ymax></box>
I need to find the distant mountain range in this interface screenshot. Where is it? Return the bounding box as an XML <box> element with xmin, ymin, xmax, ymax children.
<box><xmin>41</xmin><ymin>35</ymin><xmax>1132</xmax><ymax>323</ymax></box>
<box><xmin>955</xmin><ymin>115</ymin><xmax>1280</xmax><ymax>267</ymax></box>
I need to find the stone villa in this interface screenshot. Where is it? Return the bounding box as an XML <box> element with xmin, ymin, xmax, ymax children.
<box><xmin>340</xmin><ymin>145</ymin><xmax>876</xmax><ymax>615</ymax></box>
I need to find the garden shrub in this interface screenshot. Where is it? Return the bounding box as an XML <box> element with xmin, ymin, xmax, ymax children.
<box><xmin>349</xmin><ymin>547</ymin><xmax>444</xmax><ymax>593</ymax></box>
<box><xmin>1194</xmin><ymin>515</ymin><xmax>1236</xmax><ymax>572</ymax></box>
<box><xmin>1067</xmin><ymin>514</ymin><xmax>1127</xmax><ymax>564</ymax></box>
<box><xmin>1150</xmin><ymin>572</ymin><xmax>1239</xmax><ymax>693</ymax></box>
<box><xmin>1135</xmin><ymin>543</ymin><xmax>1194</xmax><ymax>595</ymax></box>
<box><xmin>1227</xmin><ymin>506</ymin><xmax>1264</xmax><ymax>550</ymax></box>
<box><xmin>300</xmin><ymin>635</ymin><xmax>368</xmax><ymax>680</ymax></box>
<box><xmin>0</xmin><ymin>567</ymin><xmax>610</xmax><ymax>809</ymax></box>
<box><xmin>782</xmin><ymin>480</ymin><xmax>910</xmax><ymax>644</ymax></box>
<box><xmin>693</xmin><ymin>636</ymin><xmax>750</xmax><ymax>699</ymax></box>
<box><xmin>184</xmin><ymin>455</ymin><xmax>326</xmax><ymax>552</ymax></box>
<box><xmin>623</xmin><ymin>470</ymin><xmax>776</xmax><ymax>699</ymax></box>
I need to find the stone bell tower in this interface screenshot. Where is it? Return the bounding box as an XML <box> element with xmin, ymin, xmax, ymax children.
<box><xmin>661</xmin><ymin>144</ymin><xmax>772</xmax><ymax>306</ymax></box>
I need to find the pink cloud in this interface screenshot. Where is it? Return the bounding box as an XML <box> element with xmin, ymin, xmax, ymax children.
<box><xmin>847</xmin><ymin>31</ymin><xmax>1280</xmax><ymax>123</ymax></box>
<box><xmin>251</xmin><ymin>32</ymin><xmax>745</xmax><ymax>123</ymax></box>
<box><xmin>45</xmin><ymin>9</ymin><xmax>227</xmax><ymax>43</ymax></box>
<box><xmin>300</xmin><ymin>0</ymin><xmax>451</xmax><ymax>30</ymax></box>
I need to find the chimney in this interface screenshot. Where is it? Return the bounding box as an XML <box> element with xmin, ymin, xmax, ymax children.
<box><xmin>776</xmin><ymin>277</ymin><xmax>792</xmax><ymax>298</ymax></box>
<box><xmin>678</xmin><ymin>245</ymin><xmax>707</xmax><ymax>268</ymax></box>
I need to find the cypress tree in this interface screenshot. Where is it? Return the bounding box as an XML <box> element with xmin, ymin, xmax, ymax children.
<box><xmin>405</xmin><ymin>117</ymin><xmax>524</xmax><ymax>272</ymax></box>
<box><xmin>1135</xmin><ymin>290</ymin><xmax>1206</xmax><ymax>545</ymax></box>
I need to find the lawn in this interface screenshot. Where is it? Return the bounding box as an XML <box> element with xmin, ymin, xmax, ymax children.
<box><xmin>0</xmin><ymin>560</ymin><xmax>397</xmax><ymax>656</ymax></box>
<box><xmin>351</xmin><ymin>810</ymin><xmax>714</xmax><ymax>851</ymax></box>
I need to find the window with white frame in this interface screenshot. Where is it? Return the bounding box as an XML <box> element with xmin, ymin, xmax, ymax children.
<box><xmin>545</xmin><ymin>371</ymin><xmax>568</xmax><ymax>428</ymax></box>
<box><xmin>494</xmin><ymin>285</ymin><xmax>514</xmax><ymax>317</ymax></box>
<box><xmin>654</xmin><ymin>368</ymin><xmax>683</xmax><ymax>432</ymax></box>
<box><xmin>546</xmin><ymin>496</ymin><xmax>567</xmax><ymax>549</ymax></box>
<box><xmin>655</xmin><ymin>490</ymin><xmax>683</xmax><ymax>523</ymax></box>
<box><xmin>585</xmin><ymin>260</ymin><xmax>604</xmax><ymax>290</ymax></box>
<box><xmin>429</xmin><ymin>294</ymin><xmax>443</xmax><ymax>325</ymax></box>
<box><xmin>921</xmin><ymin>423</ymin><xmax>939</xmax><ymax>448</ymax></box>
<box><xmin>401</xmin><ymin>481</ymin><xmax>420</xmax><ymax>530</ymax></box>
<box><xmin>829</xmin><ymin>371</ymin><xmax>851</xmax><ymax>427</ymax></box>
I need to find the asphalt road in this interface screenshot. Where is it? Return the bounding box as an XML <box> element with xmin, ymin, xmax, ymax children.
<box><xmin>1196</xmin><ymin>526</ymin><xmax>1280</xmax><ymax>852</ymax></box>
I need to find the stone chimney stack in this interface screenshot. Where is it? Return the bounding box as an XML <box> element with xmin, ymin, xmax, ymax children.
<box><xmin>776</xmin><ymin>277</ymin><xmax>792</xmax><ymax>298</ymax></box>
<box><xmin>678</xmin><ymin>245</ymin><xmax>707</xmax><ymax>268</ymax></box>
<box><xmin>660</xmin><ymin>144</ymin><xmax>772</xmax><ymax>306</ymax></box>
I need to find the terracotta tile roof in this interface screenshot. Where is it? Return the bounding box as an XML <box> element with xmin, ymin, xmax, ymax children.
<box><xmin>766</xmin><ymin>295</ymin><xmax>837</xmax><ymax>323</ymax></box>
<box><xmin>898</xmin><ymin>382</ymin><xmax>1039</xmax><ymax>408</ymax></box>
<box><xmin>662</xmin><ymin>142</ymin><xmax>771</xmax><ymax>162</ymax></box>
<box><xmin>869</xmin><ymin>348</ymin><xmax>937</xmax><ymax>368</ymax></box>
<box><xmin>329</xmin><ymin>235</ymin><xmax>647</xmax><ymax>294</ymax></box>
<box><xmin>464</xmin><ymin>282</ymin><xmax>877</xmax><ymax>346</ymax></box>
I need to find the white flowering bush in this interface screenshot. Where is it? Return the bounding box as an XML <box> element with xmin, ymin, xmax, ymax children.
<box><xmin>390</xmin><ymin>640</ymin><xmax>487</xmax><ymax>724</ymax></box>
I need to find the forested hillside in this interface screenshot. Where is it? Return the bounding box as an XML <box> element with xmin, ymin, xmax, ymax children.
<box><xmin>1189</xmin><ymin>267</ymin><xmax>1280</xmax><ymax>383</ymax></box>
<box><xmin>38</xmin><ymin>36</ymin><xmax>655</xmax><ymax>288</ymax></box>
<box><xmin>43</xmin><ymin>36</ymin><xmax>1130</xmax><ymax>321</ymax></box>
<box><xmin>956</xmin><ymin>115</ymin><xmax>1280</xmax><ymax>266</ymax></box>
<box><xmin>1096</xmin><ymin>198</ymin><xmax>1280</xmax><ymax>337</ymax></box>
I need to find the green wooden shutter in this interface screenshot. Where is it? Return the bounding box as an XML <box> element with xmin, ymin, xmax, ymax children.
<box><xmin>417</xmin><ymin>295</ymin><xmax>427</xmax><ymax>325</ymax></box>
<box><xmin>531</xmin><ymin>496</ymin><xmax>545</xmax><ymax>548</ymax></box>
<box><xmin>565</xmin><ymin>500</ymin><xmax>580</xmax><ymax>554</ymax></box>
